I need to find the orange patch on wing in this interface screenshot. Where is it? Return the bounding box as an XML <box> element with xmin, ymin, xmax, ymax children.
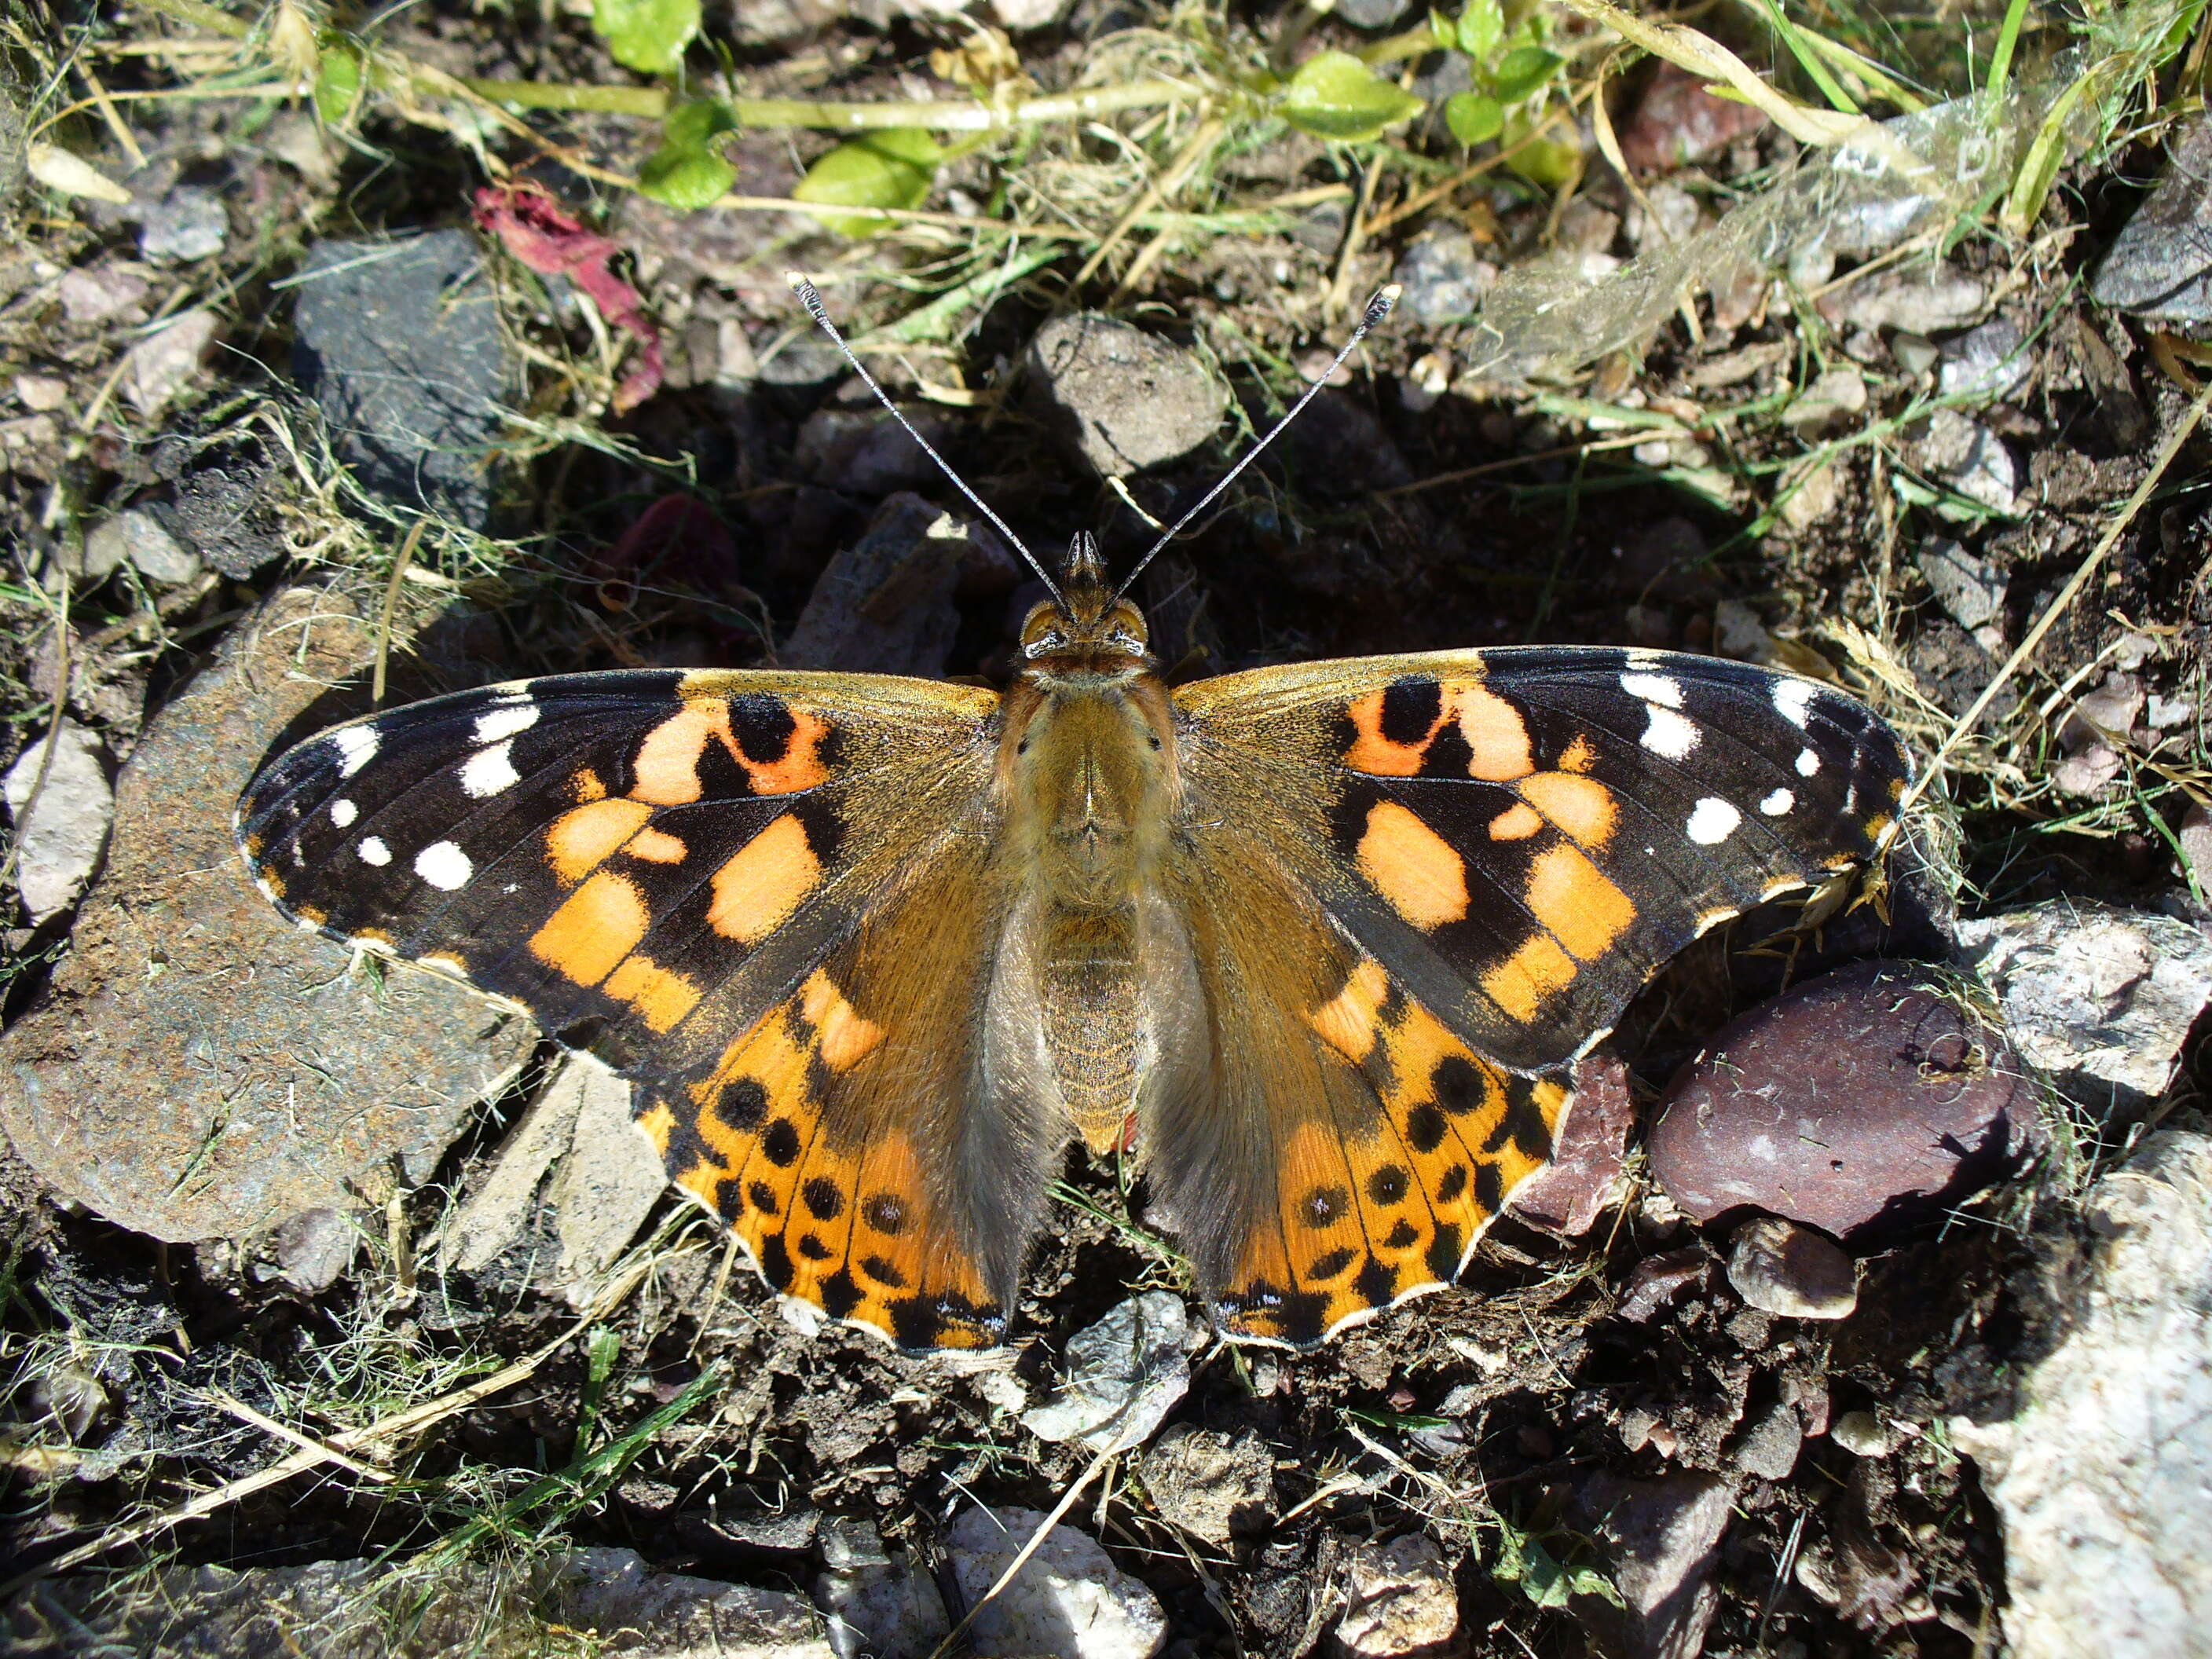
<box><xmin>1456</xmin><ymin>684</ymin><xmax>1534</xmax><ymax>782</ymax></box>
<box><xmin>628</xmin><ymin>826</ymin><xmax>689</xmax><ymax>863</ymax></box>
<box><xmin>1341</xmin><ymin>687</ymin><xmax>1439</xmax><ymax>776</ymax></box>
<box><xmin>1526</xmin><ymin>843</ymin><xmax>1637</xmax><ymax>961</ymax></box>
<box><xmin>604</xmin><ymin>953</ymin><xmax>703</xmax><ymax>1031</ymax></box>
<box><xmin>1357</xmin><ymin>801</ymin><xmax>1469</xmax><ymax>930</ymax></box>
<box><xmin>530</xmin><ymin>870</ymin><xmax>650</xmax><ymax>986</ymax></box>
<box><xmin>635</xmin><ymin>1098</ymin><xmax>675</xmax><ymax>1156</ymax></box>
<box><xmin>547</xmin><ymin>797</ymin><xmax>653</xmax><ymax>884</ymax></box>
<box><xmin>1481</xmin><ymin>933</ymin><xmax>1578</xmax><ymax>1020</ymax></box>
<box><xmin>631</xmin><ymin>700</ymin><xmax>833</xmax><ymax>807</ymax></box>
<box><xmin>1307</xmin><ymin>958</ymin><xmax>1390</xmax><ymax>1064</ymax></box>
<box><xmin>1518</xmin><ymin>772</ymin><xmax>1619</xmax><ymax>848</ymax></box>
<box><xmin>260</xmin><ymin>868</ymin><xmax>286</xmax><ymax>899</ymax></box>
<box><xmin>706</xmin><ymin>814</ymin><xmax>821</xmax><ymax>944</ymax></box>
<box><xmin>1557</xmin><ymin>734</ymin><xmax>1597</xmax><ymax>774</ymax></box>
<box><xmin>297</xmin><ymin>903</ymin><xmax>328</xmax><ymax>927</ymax></box>
<box><xmin>800</xmin><ymin>970</ymin><xmax>885</xmax><ymax>1071</ymax></box>
<box><xmin>572</xmin><ymin>767</ymin><xmax>608</xmax><ymax>803</ymax></box>
<box><xmin>350</xmin><ymin>926</ymin><xmax>393</xmax><ymax>945</ymax></box>
<box><xmin>242</xmin><ymin>831</ymin><xmax>265</xmax><ymax>858</ymax></box>
<box><xmin>1488</xmin><ymin>802</ymin><xmax>1544</xmax><ymax>840</ymax></box>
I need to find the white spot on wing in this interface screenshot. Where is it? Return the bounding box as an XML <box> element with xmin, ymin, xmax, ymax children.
<box><xmin>416</xmin><ymin>840</ymin><xmax>472</xmax><ymax>891</ymax></box>
<box><xmin>331</xmin><ymin>798</ymin><xmax>357</xmax><ymax>829</ymax></box>
<box><xmin>331</xmin><ymin>725</ymin><xmax>379</xmax><ymax>778</ymax></box>
<box><xmin>1642</xmin><ymin>705</ymin><xmax>1701</xmax><ymax>760</ymax></box>
<box><xmin>358</xmin><ymin>836</ymin><xmax>392</xmax><ymax>866</ymax></box>
<box><xmin>459</xmin><ymin>741</ymin><xmax>520</xmax><ymax>799</ymax></box>
<box><xmin>1760</xmin><ymin>787</ymin><xmax>1793</xmax><ymax>815</ymax></box>
<box><xmin>1796</xmin><ymin>747</ymin><xmax>1820</xmax><ymax>777</ymax></box>
<box><xmin>1686</xmin><ymin>797</ymin><xmax>1741</xmax><ymax>844</ymax></box>
<box><xmin>474</xmin><ymin>702</ymin><xmax>540</xmax><ymax>745</ymax></box>
<box><xmin>1621</xmin><ymin>672</ymin><xmax>1683</xmax><ymax>708</ymax></box>
<box><xmin>1774</xmin><ymin>679</ymin><xmax>1816</xmax><ymax>727</ymax></box>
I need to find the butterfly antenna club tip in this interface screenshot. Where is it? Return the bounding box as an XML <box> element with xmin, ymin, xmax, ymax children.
<box><xmin>1111</xmin><ymin>280</ymin><xmax>1402</xmax><ymax>602</ymax></box>
<box><xmin>786</xmin><ymin>274</ymin><xmax>1063</xmax><ymax>605</ymax></box>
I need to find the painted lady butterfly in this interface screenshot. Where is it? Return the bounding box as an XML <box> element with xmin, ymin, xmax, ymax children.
<box><xmin>236</xmin><ymin>288</ymin><xmax>1911</xmax><ymax>1352</ymax></box>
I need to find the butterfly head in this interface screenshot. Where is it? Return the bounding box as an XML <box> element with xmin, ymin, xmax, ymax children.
<box><xmin>1017</xmin><ymin>533</ymin><xmax>1150</xmax><ymax>678</ymax></box>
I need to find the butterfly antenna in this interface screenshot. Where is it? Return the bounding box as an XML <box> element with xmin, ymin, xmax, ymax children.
<box><xmin>785</xmin><ymin>272</ymin><xmax>1064</xmax><ymax>605</ymax></box>
<box><xmin>1111</xmin><ymin>284</ymin><xmax>1400</xmax><ymax>604</ymax></box>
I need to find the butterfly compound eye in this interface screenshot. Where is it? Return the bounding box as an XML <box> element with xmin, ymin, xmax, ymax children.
<box><xmin>1020</xmin><ymin>601</ymin><xmax>1071</xmax><ymax>657</ymax></box>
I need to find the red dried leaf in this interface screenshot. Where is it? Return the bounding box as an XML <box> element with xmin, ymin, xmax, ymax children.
<box><xmin>472</xmin><ymin>181</ymin><xmax>665</xmax><ymax>412</ymax></box>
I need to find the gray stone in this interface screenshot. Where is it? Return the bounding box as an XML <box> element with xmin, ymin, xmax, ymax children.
<box><xmin>1954</xmin><ymin>901</ymin><xmax>2212</xmax><ymax>1116</ymax></box>
<box><xmin>2180</xmin><ymin>804</ymin><xmax>2212</xmax><ymax>893</ymax></box>
<box><xmin>1824</xmin><ymin>264</ymin><xmax>1986</xmax><ymax>335</ymax></box>
<box><xmin>815</xmin><ymin>1517</ymin><xmax>950</xmax><ymax>1659</ymax></box>
<box><xmin>6</xmin><ymin>1551</ymin><xmax>836</xmax><ymax>1657</ymax></box>
<box><xmin>1731</xmin><ymin>1400</ymin><xmax>1803</xmax><ymax>1479</ymax></box>
<box><xmin>1575</xmin><ymin>1473</ymin><xmax>1734</xmax><ymax>1659</ymax></box>
<box><xmin>1140</xmin><ymin>1423</ymin><xmax>1274</xmax><ymax>1544</ymax></box>
<box><xmin>273</xmin><ymin>1205</ymin><xmax>357</xmax><ymax>1294</ymax></box>
<box><xmin>122</xmin><ymin>307</ymin><xmax>218</xmax><ymax>416</ymax></box>
<box><xmin>139</xmin><ymin>185</ymin><xmax>228</xmax><ymax>263</ymax></box>
<box><xmin>780</xmin><ymin>493</ymin><xmax>968</xmax><ymax>678</ymax></box>
<box><xmin>1916</xmin><ymin>408</ymin><xmax>2017</xmax><ymax>516</ymax></box>
<box><xmin>794</xmin><ymin>401</ymin><xmax>953</xmax><ymax>496</ymax></box>
<box><xmin>291</xmin><ymin>232</ymin><xmax>511</xmax><ymax>525</ymax></box>
<box><xmin>0</xmin><ymin>588</ymin><xmax>534</xmax><ymax>1241</ymax></box>
<box><xmin>2091</xmin><ymin>115</ymin><xmax>2212</xmax><ymax>324</ymax></box>
<box><xmin>944</xmin><ymin>1506</ymin><xmax>1166</xmax><ymax>1659</ymax></box>
<box><xmin>548</xmin><ymin>1057</ymin><xmax>662</xmax><ymax>1300</ymax></box>
<box><xmin>1953</xmin><ymin>1133</ymin><xmax>2212</xmax><ymax>1659</ymax></box>
<box><xmin>1916</xmin><ymin>538</ymin><xmax>2005</xmax><ymax>632</ymax></box>
<box><xmin>1022</xmin><ymin>1290</ymin><xmax>1191</xmax><ymax>1453</ymax></box>
<box><xmin>58</xmin><ymin>264</ymin><xmax>148</xmax><ymax>326</ymax></box>
<box><xmin>1390</xmin><ymin>226</ymin><xmax>1497</xmax><ymax>324</ymax></box>
<box><xmin>1939</xmin><ymin>317</ymin><xmax>2032</xmax><ymax>402</ymax></box>
<box><xmin>5</xmin><ymin>718</ymin><xmax>112</xmax><ymax>921</ymax></box>
<box><xmin>1334</xmin><ymin>0</ymin><xmax>1411</xmax><ymax>24</ymax></box>
<box><xmin>85</xmin><ymin>505</ymin><xmax>202</xmax><ymax>586</ymax></box>
<box><xmin>1335</xmin><ymin>1533</ymin><xmax>1458</xmax><ymax>1657</ymax></box>
<box><xmin>1615</xmin><ymin>1247</ymin><xmax>1708</xmax><ymax>1324</ymax></box>
<box><xmin>1026</xmin><ymin>313</ymin><xmax>1226</xmax><ymax>477</ymax></box>
<box><xmin>1782</xmin><ymin>366</ymin><xmax>1866</xmax><ymax>435</ymax></box>
<box><xmin>1727</xmin><ymin>1218</ymin><xmax>1857</xmax><ymax>1320</ymax></box>
<box><xmin>442</xmin><ymin>1056</ymin><xmax>587</xmax><ymax>1274</ymax></box>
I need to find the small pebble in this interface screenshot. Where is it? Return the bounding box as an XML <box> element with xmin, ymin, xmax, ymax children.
<box><xmin>14</xmin><ymin>373</ymin><xmax>68</xmax><ymax>412</ymax></box>
<box><xmin>1617</xmin><ymin>1248</ymin><xmax>1708</xmax><ymax>1324</ymax></box>
<box><xmin>139</xmin><ymin>185</ymin><xmax>229</xmax><ymax>263</ymax></box>
<box><xmin>1939</xmin><ymin>317</ymin><xmax>2032</xmax><ymax>402</ymax></box>
<box><xmin>1025</xmin><ymin>313</ymin><xmax>1225</xmax><ymax>477</ymax></box>
<box><xmin>1618</xmin><ymin>62</ymin><xmax>1767</xmax><ymax>172</ymax></box>
<box><xmin>5</xmin><ymin>719</ymin><xmax>112</xmax><ymax>923</ymax></box>
<box><xmin>1335</xmin><ymin>1533</ymin><xmax>1459</xmax><ymax>1657</ymax></box>
<box><xmin>946</xmin><ymin>1506</ymin><xmax>1166</xmax><ymax>1659</ymax></box>
<box><xmin>1727</xmin><ymin>1217</ymin><xmax>1858</xmax><ymax>1321</ymax></box>
<box><xmin>85</xmin><ymin>507</ymin><xmax>201</xmax><ymax>587</ymax></box>
<box><xmin>1915</xmin><ymin>408</ymin><xmax>2017</xmax><ymax>517</ymax></box>
<box><xmin>1141</xmin><ymin>1424</ymin><xmax>1274</xmax><ymax>1544</ymax></box>
<box><xmin>1020</xmin><ymin>1291</ymin><xmax>1190</xmax><ymax>1453</ymax></box>
<box><xmin>1916</xmin><ymin>538</ymin><xmax>2006</xmax><ymax>632</ymax></box>
<box><xmin>1828</xmin><ymin>1410</ymin><xmax>1892</xmax><ymax>1457</ymax></box>
<box><xmin>121</xmin><ymin>308</ymin><xmax>220</xmax><ymax>417</ymax></box>
<box><xmin>1731</xmin><ymin>1400</ymin><xmax>1803</xmax><ymax>1479</ymax></box>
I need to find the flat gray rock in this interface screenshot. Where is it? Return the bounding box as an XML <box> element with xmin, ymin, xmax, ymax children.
<box><xmin>291</xmin><ymin>231</ymin><xmax>510</xmax><ymax>525</ymax></box>
<box><xmin>0</xmin><ymin>587</ymin><xmax>533</xmax><ymax>1242</ymax></box>
<box><xmin>1954</xmin><ymin>1132</ymin><xmax>2212</xmax><ymax>1659</ymax></box>
<box><xmin>5</xmin><ymin>718</ymin><xmax>112</xmax><ymax>922</ymax></box>
<box><xmin>2092</xmin><ymin>115</ymin><xmax>2212</xmax><ymax>324</ymax></box>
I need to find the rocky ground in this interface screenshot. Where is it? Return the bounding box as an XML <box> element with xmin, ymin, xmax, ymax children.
<box><xmin>2</xmin><ymin>0</ymin><xmax>2211</xmax><ymax>1654</ymax></box>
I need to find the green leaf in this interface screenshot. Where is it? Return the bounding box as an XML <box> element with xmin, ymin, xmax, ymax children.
<box><xmin>1429</xmin><ymin>9</ymin><xmax>1457</xmax><ymax>47</ymax></box>
<box><xmin>592</xmin><ymin>0</ymin><xmax>698</xmax><ymax>77</ymax></box>
<box><xmin>1502</xmin><ymin>106</ymin><xmax>1582</xmax><ymax>189</ymax></box>
<box><xmin>313</xmin><ymin>41</ymin><xmax>362</xmax><ymax>126</ymax></box>
<box><xmin>792</xmin><ymin>128</ymin><xmax>943</xmax><ymax>238</ymax></box>
<box><xmin>1454</xmin><ymin>0</ymin><xmax>1503</xmax><ymax>63</ymax></box>
<box><xmin>1277</xmin><ymin>50</ymin><xmax>1425</xmax><ymax>143</ymax></box>
<box><xmin>1445</xmin><ymin>91</ymin><xmax>1503</xmax><ymax>145</ymax></box>
<box><xmin>639</xmin><ymin>100</ymin><xmax>739</xmax><ymax>211</ymax></box>
<box><xmin>1489</xmin><ymin>44</ymin><xmax>1564</xmax><ymax>104</ymax></box>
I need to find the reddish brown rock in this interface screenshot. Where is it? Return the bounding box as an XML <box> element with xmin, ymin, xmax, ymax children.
<box><xmin>1617</xmin><ymin>63</ymin><xmax>1770</xmax><ymax>174</ymax></box>
<box><xmin>1508</xmin><ymin>1053</ymin><xmax>1631</xmax><ymax>1237</ymax></box>
<box><xmin>1648</xmin><ymin>961</ymin><xmax>2036</xmax><ymax>1240</ymax></box>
